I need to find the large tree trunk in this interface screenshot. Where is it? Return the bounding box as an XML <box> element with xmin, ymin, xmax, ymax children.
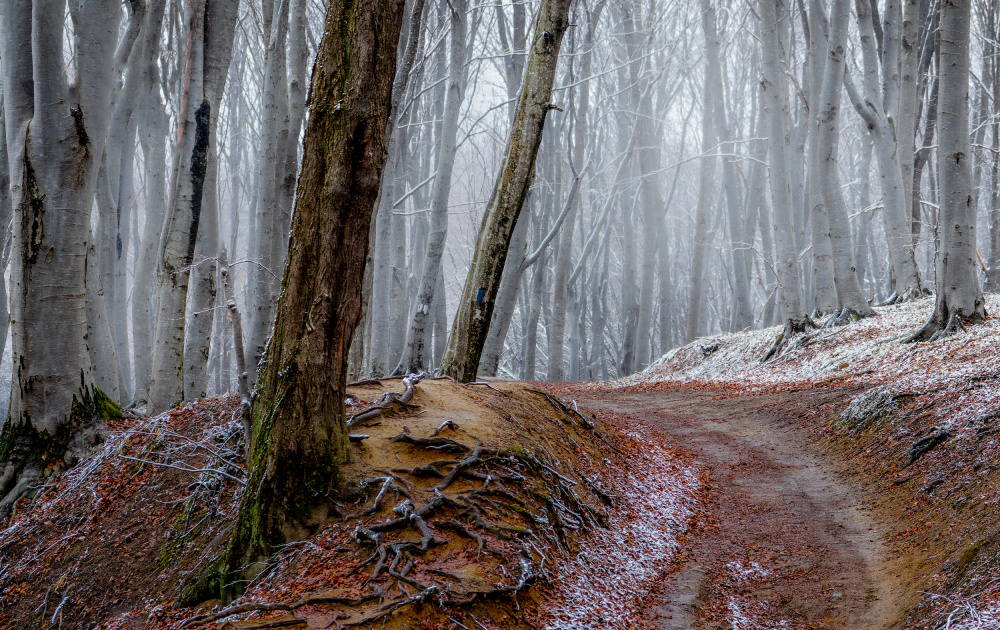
<box><xmin>223</xmin><ymin>0</ymin><xmax>405</xmax><ymax>595</ymax></box>
<box><xmin>907</xmin><ymin>0</ymin><xmax>985</xmax><ymax>340</ymax></box>
<box><xmin>0</xmin><ymin>0</ymin><xmax>122</xmax><ymax>516</ymax></box>
<box><xmin>441</xmin><ymin>0</ymin><xmax>573</xmax><ymax>383</ymax></box>
<box><xmin>806</xmin><ymin>0</ymin><xmax>837</xmax><ymax>314</ymax></box>
<box><xmin>846</xmin><ymin>0</ymin><xmax>924</xmax><ymax>301</ymax></box>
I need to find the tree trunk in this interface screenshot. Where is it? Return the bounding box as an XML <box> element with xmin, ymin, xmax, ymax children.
<box><xmin>0</xmin><ymin>0</ymin><xmax>122</xmax><ymax>516</ymax></box>
<box><xmin>245</xmin><ymin>0</ymin><xmax>292</xmax><ymax>388</ymax></box>
<box><xmin>760</xmin><ymin>0</ymin><xmax>807</xmax><ymax>321</ymax></box>
<box><xmin>440</xmin><ymin>0</ymin><xmax>573</xmax><ymax>383</ymax></box>
<box><xmin>907</xmin><ymin>0</ymin><xmax>985</xmax><ymax>340</ymax></box>
<box><xmin>398</xmin><ymin>0</ymin><xmax>468</xmax><ymax>375</ymax></box>
<box><xmin>806</xmin><ymin>0</ymin><xmax>838</xmax><ymax>314</ymax></box>
<box><xmin>847</xmin><ymin>0</ymin><xmax>924</xmax><ymax>301</ymax></box>
<box><xmin>149</xmin><ymin>0</ymin><xmax>237</xmax><ymax>412</ymax></box>
<box><xmin>817</xmin><ymin>0</ymin><xmax>873</xmax><ymax>317</ymax></box>
<box><xmin>223</xmin><ymin>0</ymin><xmax>404</xmax><ymax>595</ymax></box>
<box><xmin>686</xmin><ymin>68</ymin><xmax>716</xmax><ymax>343</ymax></box>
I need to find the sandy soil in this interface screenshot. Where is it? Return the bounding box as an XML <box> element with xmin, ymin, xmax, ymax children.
<box><xmin>569</xmin><ymin>387</ymin><xmax>915</xmax><ymax>630</ymax></box>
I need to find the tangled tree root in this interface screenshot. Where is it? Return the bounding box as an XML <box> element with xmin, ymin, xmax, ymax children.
<box><xmin>878</xmin><ymin>286</ymin><xmax>932</xmax><ymax>306</ymax></box>
<box><xmin>762</xmin><ymin>317</ymin><xmax>818</xmax><ymax>363</ymax></box>
<box><xmin>179</xmin><ymin>381</ymin><xmax>611</xmax><ymax>630</ymax></box>
<box><xmin>904</xmin><ymin>309</ymin><xmax>971</xmax><ymax>344</ymax></box>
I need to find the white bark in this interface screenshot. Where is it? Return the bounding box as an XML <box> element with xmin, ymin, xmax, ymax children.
<box><xmin>760</xmin><ymin>0</ymin><xmax>806</xmax><ymax>320</ymax></box>
<box><xmin>816</xmin><ymin>0</ymin><xmax>873</xmax><ymax>316</ymax></box>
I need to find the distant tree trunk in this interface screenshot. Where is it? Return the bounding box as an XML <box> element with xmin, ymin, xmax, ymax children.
<box><xmin>245</xmin><ymin>0</ymin><xmax>293</xmax><ymax>388</ymax></box>
<box><xmin>478</xmin><ymin>200</ymin><xmax>530</xmax><ymax>377</ymax></box>
<box><xmin>0</xmin><ymin>0</ymin><xmax>122</xmax><ymax>516</ymax></box>
<box><xmin>760</xmin><ymin>0</ymin><xmax>807</xmax><ymax>321</ymax></box>
<box><xmin>703</xmin><ymin>0</ymin><xmax>752</xmax><ymax>332</ymax></box>
<box><xmin>817</xmin><ymin>0</ymin><xmax>873</xmax><ymax>317</ymax></box>
<box><xmin>907</xmin><ymin>0</ymin><xmax>985</xmax><ymax>340</ymax></box>
<box><xmin>806</xmin><ymin>0</ymin><xmax>838</xmax><ymax>314</ymax></box>
<box><xmin>898</xmin><ymin>0</ymin><xmax>920</xmax><ymax>241</ymax></box>
<box><xmin>132</xmin><ymin>0</ymin><xmax>169</xmax><ymax>405</ymax></box>
<box><xmin>441</xmin><ymin>0</ymin><xmax>573</xmax><ymax>383</ymax></box>
<box><xmin>224</xmin><ymin>0</ymin><xmax>404</xmax><ymax>595</ymax></box>
<box><xmin>686</xmin><ymin>69</ymin><xmax>716</xmax><ymax>343</ymax></box>
<box><xmin>397</xmin><ymin>0</ymin><xmax>467</xmax><ymax>374</ymax></box>
<box><xmin>149</xmin><ymin>0</ymin><xmax>238</xmax><ymax>412</ymax></box>
<box><xmin>370</xmin><ymin>0</ymin><xmax>427</xmax><ymax>376</ymax></box>
<box><xmin>988</xmin><ymin>1</ymin><xmax>1000</xmax><ymax>291</ymax></box>
<box><xmin>846</xmin><ymin>0</ymin><xmax>924</xmax><ymax>301</ymax></box>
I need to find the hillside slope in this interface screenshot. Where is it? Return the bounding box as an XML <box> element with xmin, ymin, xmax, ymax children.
<box><xmin>0</xmin><ymin>378</ymin><xmax>701</xmax><ymax>630</ymax></box>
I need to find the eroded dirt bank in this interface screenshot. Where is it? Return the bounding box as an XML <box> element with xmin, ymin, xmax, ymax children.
<box><xmin>567</xmin><ymin>386</ymin><xmax>916</xmax><ymax>630</ymax></box>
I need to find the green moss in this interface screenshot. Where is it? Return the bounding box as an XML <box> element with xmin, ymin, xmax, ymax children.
<box><xmin>179</xmin><ymin>553</ymin><xmax>228</xmax><ymax>606</ymax></box>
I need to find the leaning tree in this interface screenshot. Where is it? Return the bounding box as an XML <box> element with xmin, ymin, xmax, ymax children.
<box><xmin>221</xmin><ymin>0</ymin><xmax>406</xmax><ymax>596</ymax></box>
<box><xmin>441</xmin><ymin>0</ymin><xmax>574</xmax><ymax>383</ymax></box>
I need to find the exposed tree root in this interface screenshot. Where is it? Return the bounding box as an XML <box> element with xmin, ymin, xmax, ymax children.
<box><xmin>431</xmin><ymin>419</ymin><xmax>462</xmax><ymax>436</ymax></box>
<box><xmin>904</xmin><ymin>309</ymin><xmax>971</xmax><ymax>343</ymax></box>
<box><xmin>762</xmin><ymin>317</ymin><xmax>818</xmax><ymax>362</ymax></box>
<box><xmin>347</xmin><ymin>372</ymin><xmax>426</xmax><ymax>428</ymax></box>
<box><xmin>341</xmin><ymin>586</ymin><xmax>438</xmax><ymax>627</ymax></box>
<box><xmin>390</xmin><ymin>433</ymin><xmax>470</xmax><ymax>454</ymax></box>
<box><xmin>179</xmin><ymin>592</ymin><xmax>381</xmax><ymax>627</ymax></box>
<box><xmin>823</xmin><ymin>307</ymin><xmax>872</xmax><ymax>328</ymax></box>
<box><xmin>878</xmin><ymin>286</ymin><xmax>932</xmax><ymax>306</ymax></box>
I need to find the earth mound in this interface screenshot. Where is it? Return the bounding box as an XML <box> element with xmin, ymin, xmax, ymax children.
<box><xmin>0</xmin><ymin>377</ymin><xmax>699</xmax><ymax>629</ymax></box>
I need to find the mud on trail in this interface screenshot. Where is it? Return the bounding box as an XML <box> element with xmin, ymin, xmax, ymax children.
<box><xmin>569</xmin><ymin>387</ymin><xmax>915</xmax><ymax>630</ymax></box>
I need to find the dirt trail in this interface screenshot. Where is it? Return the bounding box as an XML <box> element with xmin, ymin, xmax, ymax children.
<box><xmin>572</xmin><ymin>388</ymin><xmax>914</xmax><ymax>630</ymax></box>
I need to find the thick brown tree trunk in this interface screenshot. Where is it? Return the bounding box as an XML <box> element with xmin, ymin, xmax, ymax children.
<box><xmin>441</xmin><ymin>0</ymin><xmax>573</xmax><ymax>382</ymax></box>
<box><xmin>222</xmin><ymin>0</ymin><xmax>405</xmax><ymax>596</ymax></box>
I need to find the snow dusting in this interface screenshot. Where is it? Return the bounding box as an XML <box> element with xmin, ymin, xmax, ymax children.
<box><xmin>615</xmin><ymin>294</ymin><xmax>1000</xmax><ymax>436</ymax></box>
<box><xmin>541</xmin><ymin>424</ymin><xmax>700</xmax><ymax>629</ymax></box>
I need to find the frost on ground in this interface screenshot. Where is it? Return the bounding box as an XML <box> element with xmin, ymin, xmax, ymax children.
<box><xmin>723</xmin><ymin>561</ymin><xmax>793</xmax><ymax>630</ymax></box>
<box><xmin>541</xmin><ymin>423</ymin><xmax>701</xmax><ymax>629</ymax></box>
<box><xmin>609</xmin><ymin>293</ymin><xmax>1000</xmax><ymax>630</ymax></box>
<box><xmin>616</xmin><ymin>294</ymin><xmax>1000</xmax><ymax>436</ymax></box>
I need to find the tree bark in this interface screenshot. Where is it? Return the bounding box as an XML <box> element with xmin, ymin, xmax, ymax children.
<box><xmin>0</xmin><ymin>0</ymin><xmax>122</xmax><ymax>516</ymax></box>
<box><xmin>398</xmin><ymin>0</ymin><xmax>468</xmax><ymax>375</ymax></box>
<box><xmin>440</xmin><ymin>0</ymin><xmax>573</xmax><ymax>383</ymax></box>
<box><xmin>907</xmin><ymin>0</ymin><xmax>985</xmax><ymax>340</ymax></box>
<box><xmin>817</xmin><ymin>0</ymin><xmax>874</xmax><ymax>317</ymax></box>
<box><xmin>149</xmin><ymin>0</ymin><xmax>237</xmax><ymax>412</ymax></box>
<box><xmin>847</xmin><ymin>0</ymin><xmax>924</xmax><ymax>301</ymax></box>
<box><xmin>760</xmin><ymin>0</ymin><xmax>806</xmax><ymax>321</ymax></box>
<box><xmin>223</xmin><ymin>0</ymin><xmax>405</xmax><ymax>595</ymax></box>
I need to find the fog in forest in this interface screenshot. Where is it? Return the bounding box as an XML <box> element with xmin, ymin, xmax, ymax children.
<box><xmin>0</xmin><ymin>0</ymin><xmax>991</xmax><ymax>410</ymax></box>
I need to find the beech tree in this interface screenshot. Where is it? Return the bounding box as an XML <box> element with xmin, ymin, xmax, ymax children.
<box><xmin>0</xmin><ymin>0</ymin><xmax>126</xmax><ymax>516</ymax></box>
<box><xmin>223</xmin><ymin>0</ymin><xmax>405</xmax><ymax>591</ymax></box>
<box><xmin>907</xmin><ymin>0</ymin><xmax>986</xmax><ymax>340</ymax></box>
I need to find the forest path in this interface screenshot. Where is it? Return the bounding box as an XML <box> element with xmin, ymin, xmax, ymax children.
<box><xmin>572</xmin><ymin>387</ymin><xmax>913</xmax><ymax>630</ymax></box>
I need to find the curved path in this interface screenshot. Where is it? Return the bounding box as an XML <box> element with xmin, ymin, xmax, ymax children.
<box><xmin>573</xmin><ymin>388</ymin><xmax>913</xmax><ymax>630</ymax></box>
